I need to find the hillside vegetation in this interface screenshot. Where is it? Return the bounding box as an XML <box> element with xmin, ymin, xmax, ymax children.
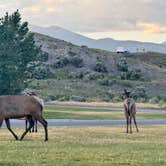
<box><xmin>29</xmin><ymin>33</ymin><xmax>166</xmax><ymax>103</ymax></box>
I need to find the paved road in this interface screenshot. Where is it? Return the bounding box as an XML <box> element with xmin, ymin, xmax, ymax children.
<box><xmin>46</xmin><ymin>104</ymin><xmax>166</xmax><ymax>113</ymax></box>
<box><xmin>1</xmin><ymin>106</ymin><xmax>165</xmax><ymax>127</ymax></box>
<box><xmin>4</xmin><ymin>119</ymin><xmax>166</xmax><ymax>127</ymax></box>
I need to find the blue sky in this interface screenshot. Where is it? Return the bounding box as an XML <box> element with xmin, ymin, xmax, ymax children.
<box><xmin>0</xmin><ymin>0</ymin><xmax>166</xmax><ymax>43</ymax></box>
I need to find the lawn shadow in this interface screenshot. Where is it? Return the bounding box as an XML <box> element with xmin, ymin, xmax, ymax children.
<box><xmin>0</xmin><ymin>162</ymin><xmax>20</xmax><ymax>166</ymax></box>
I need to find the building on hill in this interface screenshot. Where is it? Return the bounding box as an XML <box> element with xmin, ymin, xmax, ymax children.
<box><xmin>116</xmin><ymin>47</ymin><xmax>126</xmax><ymax>53</ymax></box>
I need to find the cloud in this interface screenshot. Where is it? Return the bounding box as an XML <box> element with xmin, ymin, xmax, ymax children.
<box><xmin>0</xmin><ymin>0</ymin><xmax>166</xmax><ymax>33</ymax></box>
<box><xmin>137</xmin><ymin>21</ymin><xmax>166</xmax><ymax>34</ymax></box>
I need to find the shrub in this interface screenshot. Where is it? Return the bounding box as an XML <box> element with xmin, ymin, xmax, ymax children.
<box><xmin>118</xmin><ymin>58</ymin><xmax>142</xmax><ymax>80</ymax></box>
<box><xmin>120</xmin><ymin>69</ymin><xmax>141</xmax><ymax>80</ymax></box>
<box><xmin>57</xmin><ymin>95</ymin><xmax>70</xmax><ymax>101</ymax></box>
<box><xmin>113</xmin><ymin>96</ymin><xmax>122</xmax><ymax>102</ymax></box>
<box><xmin>69</xmin><ymin>56</ymin><xmax>83</xmax><ymax>68</ymax></box>
<box><xmin>70</xmin><ymin>95</ymin><xmax>86</xmax><ymax>102</ymax></box>
<box><xmin>48</xmin><ymin>95</ymin><xmax>57</xmax><ymax>101</ymax></box>
<box><xmin>127</xmin><ymin>69</ymin><xmax>141</xmax><ymax>80</ymax></box>
<box><xmin>97</xmin><ymin>78</ymin><xmax>116</xmax><ymax>86</ymax></box>
<box><xmin>131</xmin><ymin>86</ymin><xmax>147</xmax><ymax>100</ymax></box>
<box><xmin>117</xmin><ymin>58</ymin><xmax>128</xmax><ymax>72</ymax></box>
<box><xmin>85</xmin><ymin>72</ymin><xmax>104</xmax><ymax>80</ymax></box>
<box><xmin>53</xmin><ymin>57</ymin><xmax>69</xmax><ymax>68</ymax></box>
<box><xmin>33</xmin><ymin>65</ymin><xmax>52</xmax><ymax>79</ymax></box>
<box><xmin>94</xmin><ymin>62</ymin><xmax>108</xmax><ymax>73</ymax></box>
<box><xmin>68</xmin><ymin>71</ymin><xmax>84</xmax><ymax>79</ymax></box>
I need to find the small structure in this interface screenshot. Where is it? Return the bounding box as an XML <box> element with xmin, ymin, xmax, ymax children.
<box><xmin>116</xmin><ymin>47</ymin><xmax>132</xmax><ymax>56</ymax></box>
<box><xmin>116</xmin><ymin>47</ymin><xmax>126</xmax><ymax>53</ymax></box>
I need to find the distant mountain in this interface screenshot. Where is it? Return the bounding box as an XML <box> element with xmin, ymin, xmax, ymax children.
<box><xmin>30</xmin><ymin>25</ymin><xmax>94</xmax><ymax>46</ymax></box>
<box><xmin>30</xmin><ymin>25</ymin><xmax>166</xmax><ymax>53</ymax></box>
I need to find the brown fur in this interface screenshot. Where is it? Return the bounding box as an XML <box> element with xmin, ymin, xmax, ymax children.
<box><xmin>0</xmin><ymin>95</ymin><xmax>48</xmax><ymax>141</ymax></box>
<box><xmin>123</xmin><ymin>97</ymin><xmax>139</xmax><ymax>133</ymax></box>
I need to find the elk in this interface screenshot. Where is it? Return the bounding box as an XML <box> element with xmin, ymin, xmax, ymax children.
<box><xmin>122</xmin><ymin>89</ymin><xmax>139</xmax><ymax>133</ymax></box>
<box><xmin>23</xmin><ymin>90</ymin><xmax>39</xmax><ymax>133</ymax></box>
<box><xmin>0</xmin><ymin>95</ymin><xmax>48</xmax><ymax>141</ymax></box>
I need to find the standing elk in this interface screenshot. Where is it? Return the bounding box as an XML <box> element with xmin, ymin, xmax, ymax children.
<box><xmin>0</xmin><ymin>95</ymin><xmax>48</xmax><ymax>141</ymax></box>
<box><xmin>122</xmin><ymin>89</ymin><xmax>139</xmax><ymax>133</ymax></box>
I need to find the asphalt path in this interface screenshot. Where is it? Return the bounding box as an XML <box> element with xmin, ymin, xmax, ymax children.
<box><xmin>3</xmin><ymin>119</ymin><xmax>166</xmax><ymax>127</ymax></box>
<box><xmin>1</xmin><ymin>106</ymin><xmax>165</xmax><ymax>127</ymax></box>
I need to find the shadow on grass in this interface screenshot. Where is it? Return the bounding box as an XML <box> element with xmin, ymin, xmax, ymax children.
<box><xmin>0</xmin><ymin>162</ymin><xmax>20</xmax><ymax>166</ymax></box>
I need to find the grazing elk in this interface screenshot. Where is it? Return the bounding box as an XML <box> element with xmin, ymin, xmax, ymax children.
<box><xmin>0</xmin><ymin>95</ymin><xmax>48</xmax><ymax>141</ymax></box>
<box><xmin>122</xmin><ymin>89</ymin><xmax>139</xmax><ymax>133</ymax></box>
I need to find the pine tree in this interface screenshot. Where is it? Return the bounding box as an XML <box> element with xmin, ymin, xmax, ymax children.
<box><xmin>0</xmin><ymin>10</ymin><xmax>42</xmax><ymax>94</ymax></box>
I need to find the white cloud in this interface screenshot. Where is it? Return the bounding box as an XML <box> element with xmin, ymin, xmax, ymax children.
<box><xmin>137</xmin><ymin>21</ymin><xmax>166</xmax><ymax>34</ymax></box>
<box><xmin>0</xmin><ymin>0</ymin><xmax>165</xmax><ymax>34</ymax></box>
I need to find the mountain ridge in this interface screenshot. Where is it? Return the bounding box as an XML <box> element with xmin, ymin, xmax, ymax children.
<box><xmin>30</xmin><ymin>25</ymin><xmax>166</xmax><ymax>53</ymax></box>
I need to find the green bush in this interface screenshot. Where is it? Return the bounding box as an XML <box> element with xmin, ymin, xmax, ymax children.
<box><xmin>70</xmin><ymin>95</ymin><xmax>86</xmax><ymax>102</ymax></box>
<box><xmin>85</xmin><ymin>72</ymin><xmax>104</xmax><ymax>80</ymax></box>
<box><xmin>33</xmin><ymin>65</ymin><xmax>52</xmax><ymax>79</ymax></box>
<box><xmin>120</xmin><ymin>69</ymin><xmax>141</xmax><ymax>80</ymax></box>
<box><xmin>127</xmin><ymin>69</ymin><xmax>142</xmax><ymax>80</ymax></box>
<box><xmin>118</xmin><ymin>58</ymin><xmax>142</xmax><ymax>80</ymax></box>
<box><xmin>94</xmin><ymin>62</ymin><xmax>108</xmax><ymax>73</ymax></box>
<box><xmin>53</xmin><ymin>57</ymin><xmax>69</xmax><ymax>68</ymax></box>
<box><xmin>113</xmin><ymin>96</ymin><xmax>122</xmax><ymax>102</ymax></box>
<box><xmin>48</xmin><ymin>95</ymin><xmax>57</xmax><ymax>101</ymax></box>
<box><xmin>117</xmin><ymin>58</ymin><xmax>128</xmax><ymax>72</ymax></box>
<box><xmin>68</xmin><ymin>56</ymin><xmax>83</xmax><ymax>68</ymax></box>
<box><xmin>131</xmin><ymin>86</ymin><xmax>147</xmax><ymax>100</ymax></box>
<box><xmin>68</xmin><ymin>71</ymin><xmax>84</xmax><ymax>79</ymax></box>
<box><xmin>56</xmin><ymin>95</ymin><xmax>70</xmax><ymax>101</ymax></box>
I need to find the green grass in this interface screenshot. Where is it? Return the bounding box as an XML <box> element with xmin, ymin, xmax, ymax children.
<box><xmin>0</xmin><ymin>125</ymin><xmax>166</xmax><ymax>166</ymax></box>
<box><xmin>43</xmin><ymin>106</ymin><xmax>166</xmax><ymax>120</ymax></box>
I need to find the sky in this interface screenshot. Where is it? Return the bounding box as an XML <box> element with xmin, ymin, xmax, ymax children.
<box><xmin>0</xmin><ymin>0</ymin><xmax>166</xmax><ymax>43</ymax></box>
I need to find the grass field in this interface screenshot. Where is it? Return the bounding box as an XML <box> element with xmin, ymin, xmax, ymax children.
<box><xmin>0</xmin><ymin>125</ymin><xmax>166</xmax><ymax>166</ymax></box>
<box><xmin>44</xmin><ymin>106</ymin><xmax>166</xmax><ymax>120</ymax></box>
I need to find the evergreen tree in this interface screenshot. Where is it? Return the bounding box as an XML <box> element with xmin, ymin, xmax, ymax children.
<box><xmin>0</xmin><ymin>10</ymin><xmax>43</xmax><ymax>94</ymax></box>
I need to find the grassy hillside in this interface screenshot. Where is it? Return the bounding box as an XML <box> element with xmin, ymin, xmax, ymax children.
<box><xmin>29</xmin><ymin>33</ymin><xmax>166</xmax><ymax>103</ymax></box>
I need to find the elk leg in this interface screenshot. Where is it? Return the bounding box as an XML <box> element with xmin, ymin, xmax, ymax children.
<box><xmin>133</xmin><ymin>116</ymin><xmax>139</xmax><ymax>132</ymax></box>
<box><xmin>36</xmin><ymin>116</ymin><xmax>48</xmax><ymax>141</ymax></box>
<box><xmin>126</xmin><ymin>117</ymin><xmax>129</xmax><ymax>133</ymax></box>
<box><xmin>5</xmin><ymin>119</ymin><xmax>18</xmax><ymax>140</ymax></box>
<box><xmin>20</xmin><ymin>116</ymin><xmax>34</xmax><ymax>141</ymax></box>
<box><xmin>31</xmin><ymin>121</ymin><xmax>35</xmax><ymax>132</ymax></box>
<box><xmin>25</xmin><ymin>119</ymin><xmax>28</xmax><ymax>131</ymax></box>
<box><xmin>129</xmin><ymin>116</ymin><xmax>132</xmax><ymax>134</ymax></box>
<box><xmin>35</xmin><ymin>120</ymin><xmax>38</xmax><ymax>132</ymax></box>
<box><xmin>0</xmin><ymin>120</ymin><xmax>3</xmax><ymax>128</ymax></box>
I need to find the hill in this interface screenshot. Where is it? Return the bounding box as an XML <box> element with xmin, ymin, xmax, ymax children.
<box><xmin>30</xmin><ymin>25</ymin><xmax>166</xmax><ymax>53</ymax></box>
<box><xmin>29</xmin><ymin>33</ymin><xmax>166</xmax><ymax>103</ymax></box>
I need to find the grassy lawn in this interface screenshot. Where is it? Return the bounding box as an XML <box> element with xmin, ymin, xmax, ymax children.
<box><xmin>43</xmin><ymin>106</ymin><xmax>166</xmax><ymax>120</ymax></box>
<box><xmin>0</xmin><ymin>125</ymin><xmax>166</xmax><ymax>166</ymax></box>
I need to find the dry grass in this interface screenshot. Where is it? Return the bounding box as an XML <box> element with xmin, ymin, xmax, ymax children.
<box><xmin>0</xmin><ymin>125</ymin><xmax>166</xmax><ymax>166</ymax></box>
<box><xmin>47</xmin><ymin>101</ymin><xmax>163</xmax><ymax>109</ymax></box>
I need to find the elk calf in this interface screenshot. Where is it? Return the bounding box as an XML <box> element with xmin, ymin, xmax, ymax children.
<box><xmin>123</xmin><ymin>90</ymin><xmax>139</xmax><ymax>133</ymax></box>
